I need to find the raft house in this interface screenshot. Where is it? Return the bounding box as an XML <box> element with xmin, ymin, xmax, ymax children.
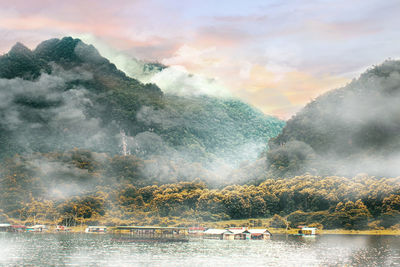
<box><xmin>188</xmin><ymin>227</ymin><xmax>206</xmax><ymax>235</ymax></box>
<box><xmin>248</xmin><ymin>229</ymin><xmax>272</xmax><ymax>240</ymax></box>
<box><xmin>203</xmin><ymin>229</ymin><xmax>234</xmax><ymax>240</ymax></box>
<box><xmin>11</xmin><ymin>225</ymin><xmax>26</xmax><ymax>232</ymax></box>
<box><xmin>26</xmin><ymin>225</ymin><xmax>48</xmax><ymax>232</ymax></box>
<box><xmin>85</xmin><ymin>226</ymin><xmax>107</xmax><ymax>233</ymax></box>
<box><xmin>0</xmin><ymin>223</ymin><xmax>11</xmax><ymax>232</ymax></box>
<box><xmin>297</xmin><ymin>226</ymin><xmax>318</xmax><ymax>236</ymax></box>
<box><xmin>229</xmin><ymin>227</ymin><xmax>272</xmax><ymax>240</ymax></box>
<box><xmin>56</xmin><ymin>225</ymin><xmax>70</xmax><ymax>232</ymax></box>
<box><xmin>203</xmin><ymin>228</ymin><xmax>271</xmax><ymax>240</ymax></box>
<box><xmin>0</xmin><ymin>224</ymin><xmax>28</xmax><ymax>232</ymax></box>
<box><xmin>111</xmin><ymin>226</ymin><xmax>189</xmax><ymax>242</ymax></box>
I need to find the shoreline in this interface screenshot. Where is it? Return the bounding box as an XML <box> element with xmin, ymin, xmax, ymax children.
<box><xmin>4</xmin><ymin>227</ymin><xmax>400</xmax><ymax>236</ymax></box>
<box><xmin>62</xmin><ymin>226</ymin><xmax>400</xmax><ymax>236</ymax></box>
<box><xmin>268</xmin><ymin>228</ymin><xmax>400</xmax><ymax>236</ymax></box>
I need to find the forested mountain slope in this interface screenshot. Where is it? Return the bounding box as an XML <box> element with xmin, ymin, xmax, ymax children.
<box><xmin>267</xmin><ymin>60</ymin><xmax>400</xmax><ymax>177</ymax></box>
<box><xmin>0</xmin><ymin>37</ymin><xmax>284</xmax><ymax>183</ymax></box>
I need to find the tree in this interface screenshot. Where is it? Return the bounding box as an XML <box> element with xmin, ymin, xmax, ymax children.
<box><xmin>270</xmin><ymin>214</ymin><xmax>287</xmax><ymax>228</ymax></box>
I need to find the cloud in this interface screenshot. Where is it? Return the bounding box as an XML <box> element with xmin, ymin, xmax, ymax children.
<box><xmin>74</xmin><ymin>36</ymin><xmax>231</xmax><ymax>98</ymax></box>
<box><xmin>1</xmin><ymin>0</ymin><xmax>400</xmax><ymax>118</ymax></box>
<box><xmin>0</xmin><ymin>63</ymin><xmax>118</xmax><ymax>154</ymax></box>
<box><xmin>149</xmin><ymin>66</ymin><xmax>231</xmax><ymax>97</ymax></box>
<box><xmin>268</xmin><ymin>60</ymin><xmax>400</xmax><ymax>177</ymax></box>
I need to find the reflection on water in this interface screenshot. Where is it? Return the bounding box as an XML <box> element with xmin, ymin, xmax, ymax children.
<box><xmin>0</xmin><ymin>233</ymin><xmax>399</xmax><ymax>266</ymax></box>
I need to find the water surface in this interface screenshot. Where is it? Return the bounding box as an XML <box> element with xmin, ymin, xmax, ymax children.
<box><xmin>0</xmin><ymin>233</ymin><xmax>399</xmax><ymax>266</ymax></box>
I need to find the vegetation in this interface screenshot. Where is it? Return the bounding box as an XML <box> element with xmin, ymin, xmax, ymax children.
<box><xmin>267</xmin><ymin>60</ymin><xmax>400</xmax><ymax>178</ymax></box>
<box><xmin>1</xmin><ymin>37</ymin><xmax>400</xmax><ymax>232</ymax></box>
<box><xmin>0</xmin><ymin>37</ymin><xmax>284</xmax><ymax>162</ymax></box>
<box><xmin>0</xmin><ymin>152</ymin><xmax>399</xmax><ymax>230</ymax></box>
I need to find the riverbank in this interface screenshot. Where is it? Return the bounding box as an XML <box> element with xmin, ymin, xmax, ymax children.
<box><xmin>5</xmin><ymin>217</ymin><xmax>400</xmax><ymax>235</ymax></box>
<box><xmin>59</xmin><ymin>225</ymin><xmax>400</xmax><ymax>236</ymax></box>
<box><xmin>200</xmin><ymin>218</ymin><xmax>400</xmax><ymax>236</ymax></box>
<box><xmin>268</xmin><ymin>228</ymin><xmax>400</xmax><ymax>236</ymax></box>
<box><xmin>3</xmin><ymin>224</ymin><xmax>400</xmax><ymax>235</ymax></box>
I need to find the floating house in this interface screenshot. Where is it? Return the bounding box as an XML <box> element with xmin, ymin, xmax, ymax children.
<box><xmin>56</xmin><ymin>225</ymin><xmax>70</xmax><ymax>232</ymax></box>
<box><xmin>248</xmin><ymin>229</ymin><xmax>272</xmax><ymax>240</ymax></box>
<box><xmin>297</xmin><ymin>226</ymin><xmax>318</xmax><ymax>236</ymax></box>
<box><xmin>228</xmin><ymin>228</ymin><xmax>251</xmax><ymax>240</ymax></box>
<box><xmin>0</xmin><ymin>223</ymin><xmax>11</xmax><ymax>232</ymax></box>
<box><xmin>203</xmin><ymin>229</ymin><xmax>234</xmax><ymax>240</ymax></box>
<box><xmin>188</xmin><ymin>227</ymin><xmax>206</xmax><ymax>235</ymax></box>
<box><xmin>26</xmin><ymin>225</ymin><xmax>48</xmax><ymax>232</ymax></box>
<box><xmin>112</xmin><ymin>226</ymin><xmax>189</xmax><ymax>242</ymax></box>
<box><xmin>113</xmin><ymin>226</ymin><xmax>187</xmax><ymax>235</ymax></box>
<box><xmin>11</xmin><ymin>225</ymin><xmax>26</xmax><ymax>232</ymax></box>
<box><xmin>202</xmin><ymin>227</ymin><xmax>272</xmax><ymax>240</ymax></box>
<box><xmin>85</xmin><ymin>226</ymin><xmax>107</xmax><ymax>233</ymax></box>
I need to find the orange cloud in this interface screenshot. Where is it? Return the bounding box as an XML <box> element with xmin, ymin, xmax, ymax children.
<box><xmin>232</xmin><ymin>65</ymin><xmax>350</xmax><ymax>118</ymax></box>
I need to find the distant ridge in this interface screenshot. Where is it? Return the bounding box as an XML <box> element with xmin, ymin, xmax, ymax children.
<box><xmin>267</xmin><ymin>60</ymin><xmax>400</xmax><ymax>177</ymax></box>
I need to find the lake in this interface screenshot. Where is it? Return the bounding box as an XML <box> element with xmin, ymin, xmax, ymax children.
<box><xmin>0</xmin><ymin>233</ymin><xmax>399</xmax><ymax>266</ymax></box>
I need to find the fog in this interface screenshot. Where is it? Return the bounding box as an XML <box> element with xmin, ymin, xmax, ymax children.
<box><xmin>268</xmin><ymin>60</ymin><xmax>400</xmax><ymax>178</ymax></box>
<box><xmin>0</xmin><ymin>38</ymin><xmax>282</xmax><ymax>209</ymax></box>
<box><xmin>78</xmin><ymin>34</ymin><xmax>231</xmax><ymax>98</ymax></box>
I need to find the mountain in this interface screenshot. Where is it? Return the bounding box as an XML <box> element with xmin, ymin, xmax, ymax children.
<box><xmin>0</xmin><ymin>37</ymin><xmax>284</xmax><ymax>184</ymax></box>
<box><xmin>267</xmin><ymin>60</ymin><xmax>400</xmax><ymax>177</ymax></box>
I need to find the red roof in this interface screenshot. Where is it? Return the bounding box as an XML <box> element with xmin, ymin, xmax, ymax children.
<box><xmin>11</xmin><ymin>225</ymin><xmax>26</xmax><ymax>228</ymax></box>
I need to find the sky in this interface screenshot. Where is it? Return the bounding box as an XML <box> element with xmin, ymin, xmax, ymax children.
<box><xmin>1</xmin><ymin>0</ymin><xmax>400</xmax><ymax>119</ymax></box>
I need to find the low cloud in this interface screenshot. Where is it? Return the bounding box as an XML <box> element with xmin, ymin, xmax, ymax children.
<box><xmin>148</xmin><ymin>66</ymin><xmax>230</xmax><ymax>97</ymax></box>
<box><xmin>0</xmin><ymin>63</ymin><xmax>118</xmax><ymax>155</ymax></box>
<box><xmin>268</xmin><ymin>60</ymin><xmax>400</xmax><ymax>177</ymax></box>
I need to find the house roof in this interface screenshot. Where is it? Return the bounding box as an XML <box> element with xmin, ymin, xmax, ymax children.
<box><xmin>248</xmin><ymin>229</ymin><xmax>271</xmax><ymax>235</ymax></box>
<box><xmin>302</xmin><ymin>227</ymin><xmax>317</xmax><ymax>230</ymax></box>
<box><xmin>32</xmin><ymin>225</ymin><xmax>47</xmax><ymax>228</ymax></box>
<box><xmin>204</xmin><ymin>229</ymin><xmax>232</xmax><ymax>235</ymax></box>
<box><xmin>229</xmin><ymin>229</ymin><xmax>250</xmax><ymax>234</ymax></box>
<box><xmin>11</xmin><ymin>225</ymin><xmax>26</xmax><ymax>228</ymax></box>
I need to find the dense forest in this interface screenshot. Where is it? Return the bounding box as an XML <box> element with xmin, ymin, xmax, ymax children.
<box><xmin>0</xmin><ymin>150</ymin><xmax>399</xmax><ymax>230</ymax></box>
<box><xmin>0</xmin><ymin>37</ymin><xmax>400</xmax><ymax>230</ymax></box>
<box><xmin>0</xmin><ymin>37</ymin><xmax>283</xmax><ymax>183</ymax></box>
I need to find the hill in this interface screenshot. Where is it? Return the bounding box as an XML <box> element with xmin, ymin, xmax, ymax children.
<box><xmin>267</xmin><ymin>60</ymin><xmax>400</xmax><ymax>177</ymax></box>
<box><xmin>0</xmin><ymin>37</ymin><xmax>284</xmax><ymax>183</ymax></box>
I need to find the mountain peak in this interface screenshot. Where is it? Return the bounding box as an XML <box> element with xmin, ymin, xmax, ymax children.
<box><xmin>0</xmin><ymin>41</ymin><xmax>43</xmax><ymax>79</ymax></box>
<box><xmin>9</xmin><ymin>42</ymin><xmax>32</xmax><ymax>55</ymax></box>
<box><xmin>34</xmin><ymin>36</ymin><xmax>82</xmax><ymax>62</ymax></box>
